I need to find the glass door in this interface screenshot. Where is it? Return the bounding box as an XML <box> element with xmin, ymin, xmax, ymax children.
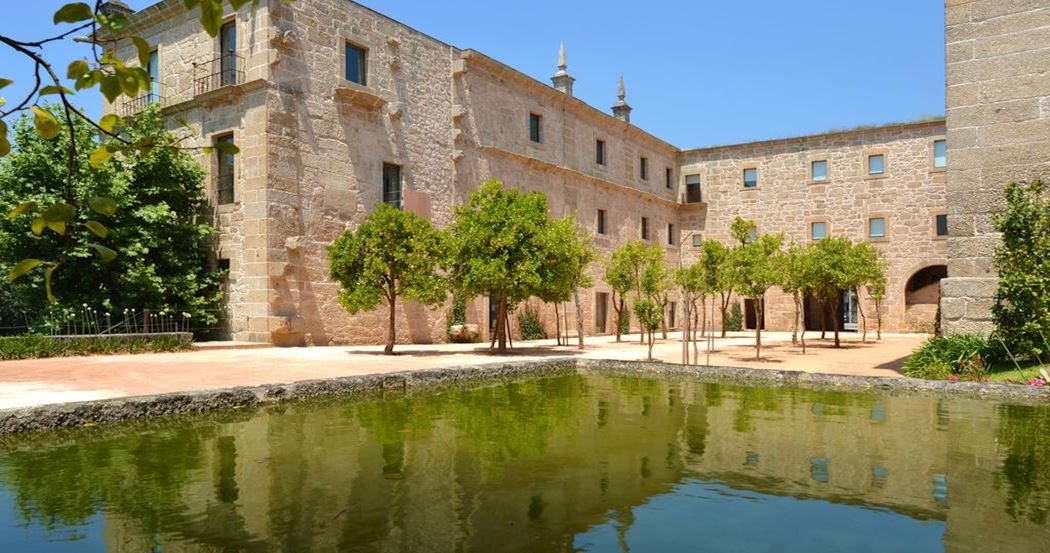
<box><xmin>842</xmin><ymin>289</ymin><xmax>859</xmax><ymax>331</ymax></box>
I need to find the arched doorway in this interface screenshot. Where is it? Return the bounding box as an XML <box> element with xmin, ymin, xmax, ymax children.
<box><xmin>905</xmin><ymin>265</ymin><xmax>947</xmax><ymax>331</ymax></box>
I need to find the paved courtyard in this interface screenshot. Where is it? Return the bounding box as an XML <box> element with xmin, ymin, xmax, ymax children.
<box><xmin>0</xmin><ymin>332</ymin><xmax>925</xmax><ymax>410</ymax></box>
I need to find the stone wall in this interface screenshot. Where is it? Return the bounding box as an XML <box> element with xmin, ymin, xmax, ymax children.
<box><xmin>680</xmin><ymin>121</ymin><xmax>949</xmax><ymax>333</ymax></box>
<box><xmin>942</xmin><ymin>0</ymin><xmax>1050</xmax><ymax>334</ymax></box>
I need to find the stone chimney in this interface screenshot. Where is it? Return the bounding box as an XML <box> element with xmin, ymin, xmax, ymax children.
<box><xmin>612</xmin><ymin>75</ymin><xmax>632</xmax><ymax>123</ymax></box>
<box><xmin>100</xmin><ymin>0</ymin><xmax>135</xmax><ymax>18</ymax></box>
<box><xmin>550</xmin><ymin>42</ymin><xmax>575</xmax><ymax>96</ymax></box>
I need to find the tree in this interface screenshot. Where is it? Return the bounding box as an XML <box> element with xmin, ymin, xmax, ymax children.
<box><xmin>605</xmin><ymin>241</ymin><xmax>661</xmax><ymax>343</ymax></box>
<box><xmin>847</xmin><ymin>242</ymin><xmax>887</xmax><ymax>343</ymax></box>
<box><xmin>634</xmin><ymin>299</ymin><xmax>662</xmax><ymax>361</ymax></box>
<box><xmin>1</xmin><ymin>1</ymin><xmax>289</xmax><ymax>297</ymax></box>
<box><xmin>445</xmin><ymin>180</ymin><xmax>580</xmax><ymax>354</ymax></box>
<box><xmin>735</xmin><ymin>231</ymin><xmax>784</xmax><ymax>359</ymax></box>
<box><xmin>700</xmin><ymin>239</ymin><xmax>737</xmax><ymax>337</ymax></box>
<box><xmin>809</xmin><ymin>236</ymin><xmax>855</xmax><ymax>348</ymax></box>
<box><xmin>992</xmin><ymin>178</ymin><xmax>1050</xmax><ymax>359</ymax></box>
<box><xmin>781</xmin><ymin>242</ymin><xmax>815</xmax><ymax>348</ymax></box>
<box><xmin>536</xmin><ymin>215</ymin><xmax>594</xmax><ymax>349</ymax></box>
<box><xmin>870</xmin><ymin>278</ymin><xmax>886</xmax><ymax>341</ymax></box>
<box><xmin>0</xmin><ymin>105</ymin><xmax>223</xmax><ymax>333</ymax></box>
<box><xmin>328</xmin><ymin>204</ymin><xmax>446</xmax><ymax>354</ymax></box>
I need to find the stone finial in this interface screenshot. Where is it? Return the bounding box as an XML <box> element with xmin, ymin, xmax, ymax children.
<box><xmin>100</xmin><ymin>0</ymin><xmax>134</xmax><ymax>17</ymax></box>
<box><xmin>551</xmin><ymin>42</ymin><xmax>575</xmax><ymax>97</ymax></box>
<box><xmin>612</xmin><ymin>75</ymin><xmax>632</xmax><ymax>123</ymax></box>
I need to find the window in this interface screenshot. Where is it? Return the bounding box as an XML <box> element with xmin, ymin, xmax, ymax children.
<box><xmin>743</xmin><ymin>167</ymin><xmax>758</xmax><ymax>188</ymax></box>
<box><xmin>868</xmin><ymin>154</ymin><xmax>885</xmax><ymax>175</ymax></box>
<box><xmin>692</xmin><ymin>233</ymin><xmax>703</xmax><ymax>247</ymax></box>
<box><xmin>667</xmin><ymin>223</ymin><xmax>675</xmax><ymax>245</ymax></box>
<box><xmin>935</xmin><ymin>214</ymin><xmax>949</xmax><ymax>237</ymax></box>
<box><xmin>811</xmin><ymin>160</ymin><xmax>828</xmax><ymax>182</ymax></box>
<box><xmin>934</xmin><ymin>140</ymin><xmax>947</xmax><ymax>168</ymax></box>
<box><xmin>640</xmin><ymin>157</ymin><xmax>648</xmax><ymax>180</ymax></box>
<box><xmin>528</xmin><ymin>113</ymin><xmax>542</xmax><ymax>143</ymax></box>
<box><xmin>685</xmin><ymin>174</ymin><xmax>702</xmax><ymax>203</ymax></box>
<box><xmin>596</xmin><ymin>139</ymin><xmax>606</xmax><ymax>165</ymax></box>
<box><xmin>669</xmin><ymin>302</ymin><xmax>676</xmax><ymax>327</ymax></box>
<box><xmin>595</xmin><ymin>292</ymin><xmax>609</xmax><ymax>334</ymax></box>
<box><xmin>869</xmin><ymin>217</ymin><xmax>886</xmax><ymax>239</ymax></box>
<box><xmin>382</xmin><ymin>163</ymin><xmax>402</xmax><ymax>209</ymax></box>
<box><xmin>219</xmin><ymin>21</ymin><xmax>237</xmax><ymax>87</ymax></box>
<box><xmin>597</xmin><ymin>209</ymin><xmax>607</xmax><ymax>235</ymax></box>
<box><xmin>345</xmin><ymin>42</ymin><xmax>367</xmax><ymax>85</ymax></box>
<box><xmin>811</xmin><ymin>222</ymin><xmax>827</xmax><ymax>241</ymax></box>
<box><xmin>147</xmin><ymin>50</ymin><xmax>159</xmax><ymax>98</ymax></box>
<box><xmin>215</xmin><ymin>134</ymin><xmax>235</xmax><ymax>205</ymax></box>
<box><xmin>665</xmin><ymin>168</ymin><xmax>673</xmax><ymax>189</ymax></box>
<box><xmin>745</xmin><ymin>227</ymin><xmax>757</xmax><ymax>244</ymax></box>
<box><xmin>641</xmin><ymin>217</ymin><xmax>649</xmax><ymax>240</ymax></box>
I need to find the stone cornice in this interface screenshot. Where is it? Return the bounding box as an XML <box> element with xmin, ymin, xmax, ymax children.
<box><xmin>477</xmin><ymin>144</ymin><xmax>681</xmax><ymax>209</ymax></box>
<box><xmin>461</xmin><ymin>50</ymin><xmax>678</xmax><ymax>155</ymax></box>
<box><xmin>681</xmin><ymin>118</ymin><xmax>947</xmax><ymax>157</ymax></box>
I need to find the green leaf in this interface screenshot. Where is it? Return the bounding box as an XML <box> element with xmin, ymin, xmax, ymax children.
<box><xmin>44</xmin><ymin>263</ymin><xmax>60</xmax><ymax>302</ymax></box>
<box><xmin>0</xmin><ymin>97</ymin><xmax>6</xmax><ymax>108</ymax></box>
<box><xmin>198</xmin><ymin>0</ymin><xmax>223</xmax><ymax>36</ymax></box>
<box><xmin>132</xmin><ymin>37</ymin><xmax>152</xmax><ymax>67</ymax></box>
<box><xmin>8</xmin><ymin>259</ymin><xmax>42</xmax><ymax>282</ymax></box>
<box><xmin>99</xmin><ymin>75</ymin><xmax>121</xmax><ymax>103</ymax></box>
<box><xmin>29</xmin><ymin>106</ymin><xmax>60</xmax><ymax>139</ymax></box>
<box><xmin>53</xmin><ymin>2</ymin><xmax>93</xmax><ymax>24</ymax></box>
<box><xmin>46</xmin><ymin>221</ymin><xmax>67</xmax><ymax>235</ymax></box>
<box><xmin>88</xmin><ymin>196</ymin><xmax>118</xmax><ymax>217</ymax></box>
<box><xmin>0</xmin><ymin>119</ymin><xmax>10</xmax><ymax>157</ymax></box>
<box><xmin>7</xmin><ymin>201</ymin><xmax>38</xmax><ymax>219</ymax></box>
<box><xmin>85</xmin><ymin>220</ymin><xmax>108</xmax><ymax>238</ymax></box>
<box><xmin>88</xmin><ymin>244</ymin><xmax>117</xmax><ymax>262</ymax></box>
<box><xmin>41</xmin><ymin>203</ymin><xmax>75</xmax><ymax>223</ymax></box>
<box><xmin>75</xmin><ymin>69</ymin><xmax>101</xmax><ymax>91</ymax></box>
<box><xmin>89</xmin><ymin>145</ymin><xmax>113</xmax><ymax>167</ymax></box>
<box><xmin>214</xmin><ymin>140</ymin><xmax>240</xmax><ymax>155</ymax></box>
<box><xmin>67</xmin><ymin>60</ymin><xmax>90</xmax><ymax>80</ymax></box>
<box><xmin>39</xmin><ymin>85</ymin><xmax>74</xmax><ymax>96</ymax></box>
<box><xmin>0</xmin><ymin>78</ymin><xmax>12</xmax><ymax>90</ymax></box>
<box><xmin>30</xmin><ymin>217</ymin><xmax>46</xmax><ymax>235</ymax></box>
<box><xmin>99</xmin><ymin>114</ymin><xmax>121</xmax><ymax>133</ymax></box>
<box><xmin>200</xmin><ymin>146</ymin><xmax>214</xmax><ymax>154</ymax></box>
<box><xmin>116</xmin><ymin>67</ymin><xmax>140</xmax><ymax>97</ymax></box>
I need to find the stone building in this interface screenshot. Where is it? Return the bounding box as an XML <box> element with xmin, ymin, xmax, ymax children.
<box><xmin>106</xmin><ymin>0</ymin><xmax>950</xmax><ymax>345</ymax></box>
<box><xmin>941</xmin><ymin>0</ymin><xmax>1050</xmax><ymax>334</ymax></box>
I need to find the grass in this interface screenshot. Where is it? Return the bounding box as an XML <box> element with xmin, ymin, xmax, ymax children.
<box><xmin>987</xmin><ymin>363</ymin><xmax>1050</xmax><ymax>384</ymax></box>
<box><xmin>0</xmin><ymin>334</ymin><xmax>193</xmax><ymax>361</ymax></box>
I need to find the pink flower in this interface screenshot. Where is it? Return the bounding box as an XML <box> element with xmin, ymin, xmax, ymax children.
<box><xmin>1026</xmin><ymin>379</ymin><xmax>1046</xmax><ymax>387</ymax></box>
<box><xmin>948</xmin><ymin>375</ymin><xmax>961</xmax><ymax>383</ymax></box>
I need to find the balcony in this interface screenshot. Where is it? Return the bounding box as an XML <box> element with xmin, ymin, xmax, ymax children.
<box><xmin>120</xmin><ymin>92</ymin><xmax>164</xmax><ymax>117</ymax></box>
<box><xmin>193</xmin><ymin>53</ymin><xmax>245</xmax><ymax>97</ymax></box>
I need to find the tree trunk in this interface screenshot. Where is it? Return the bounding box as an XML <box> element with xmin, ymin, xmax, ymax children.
<box><xmin>753</xmin><ymin>297</ymin><xmax>762</xmax><ymax>360</ymax></box>
<box><xmin>554</xmin><ymin>303</ymin><xmax>561</xmax><ymax>346</ymax></box>
<box><xmin>614</xmin><ymin>295</ymin><xmax>624</xmax><ymax>343</ymax></box>
<box><xmin>506</xmin><ymin>307</ymin><xmax>514</xmax><ymax>349</ymax></box>
<box><xmin>801</xmin><ymin>326</ymin><xmax>807</xmax><ymax>354</ymax></box>
<box><xmin>820</xmin><ymin>301</ymin><xmax>827</xmax><ymax>340</ymax></box>
<box><xmin>574</xmin><ymin>287</ymin><xmax>585</xmax><ymax>349</ymax></box>
<box><xmin>875</xmin><ymin>299</ymin><xmax>883</xmax><ymax>340</ymax></box>
<box><xmin>385</xmin><ymin>294</ymin><xmax>397</xmax><ymax>355</ymax></box>
<box><xmin>647</xmin><ymin>328</ymin><xmax>655</xmax><ymax>361</ymax></box>
<box><xmin>719</xmin><ymin>292</ymin><xmax>730</xmax><ymax>338</ymax></box>
<box><xmin>495</xmin><ymin>296</ymin><xmax>508</xmax><ymax>353</ymax></box>
<box><xmin>832</xmin><ymin>297</ymin><xmax>841</xmax><ymax>348</ymax></box>
<box><xmin>661</xmin><ymin>297</ymin><xmax>669</xmax><ymax>340</ymax></box>
<box><xmin>791</xmin><ymin>293</ymin><xmax>800</xmax><ymax>345</ymax></box>
<box><xmin>857</xmin><ymin>287</ymin><xmax>868</xmax><ymax>343</ymax></box>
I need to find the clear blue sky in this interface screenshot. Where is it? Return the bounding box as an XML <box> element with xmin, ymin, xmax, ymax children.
<box><xmin>2</xmin><ymin>0</ymin><xmax>945</xmax><ymax>148</ymax></box>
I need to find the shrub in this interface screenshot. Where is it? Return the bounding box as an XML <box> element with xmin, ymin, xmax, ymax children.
<box><xmin>903</xmin><ymin>334</ymin><xmax>997</xmax><ymax>379</ymax></box>
<box><xmin>618</xmin><ymin>309</ymin><xmax>631</xmax><ymax>335</ymax></box>
<box><xmin>517</xmin><ymin>306</ymin><xmax>547</xmax><ymax>340</ymax></box>
<box><xmin>0</xmin><ymin>334</ymin><xmax>192</xmax><ymax>361</ymax></box>
<box><xmin>725</xmin><ymin>303</ymin><xmax>744</xmax><ymax>332</ymax></box>
<box><xmin>993</xmin><ymin>178</ymin><xmax>1050</xmax><ymax>359</ymax></box>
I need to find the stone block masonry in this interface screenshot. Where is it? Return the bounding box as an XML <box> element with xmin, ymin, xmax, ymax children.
<box><xmin>103</xmin><ymin>0</ymin><xmax>961</xmax><ymax>344</ymax></box>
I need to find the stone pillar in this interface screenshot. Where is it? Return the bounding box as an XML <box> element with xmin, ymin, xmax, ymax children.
<box><xmin>550</xmin><ymin>42</ymin><xmax>575</xmax><ymax>96</ymax></box>
<box><xmin>611</xmin><ymin>75</ymin><xmax>631</xmax><ymax>123</ymax></box>
<box><xmin>940</xmin><ymin>0</ymin><xmax>1050</xmax><ymax>334</ymax></box>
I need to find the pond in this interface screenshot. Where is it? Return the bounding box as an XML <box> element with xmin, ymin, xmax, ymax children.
<box><xmin>0</xmin><ymin>373</ymin><xmax>1048</xmax><ymax>552</ymax></box>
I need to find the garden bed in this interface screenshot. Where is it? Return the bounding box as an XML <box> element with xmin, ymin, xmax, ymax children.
<box><xmin>0</xmin><ymin>333</ymin><xmax>193</xmax><ymax>361</ymax></box>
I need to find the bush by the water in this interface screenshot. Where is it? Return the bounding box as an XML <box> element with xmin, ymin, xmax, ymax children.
<box><xmin>903</xmin><ymin>334</ymin><xmax>1003</xmax><ymax>379</ymax></box>
<box><xmin>0</xmin><ymin>334</ymin><xmax>192</xmax><ymax>361</ymax></box>
<box><xmin>517</xmin><ymin>306</ymin><xmax>547</xmax><ymax>340</ymax></box>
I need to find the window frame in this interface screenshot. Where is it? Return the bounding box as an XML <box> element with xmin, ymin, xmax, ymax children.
<box><xmin>667</xmin><ymin>223</ymin><xmax>675</xmax><ymax>245</ymax></box>
<box><xmin>742</xmin><ymin>166</ymin><xmax>758</xmax><ymax>189</ymax></box>
<box><xmin>692</xmin><ymin>233</ymin><xmax>703</xmax><ymax>247</ymax></box>
<box><xmin>528</xmin><ymin>112</ymin><xmax>542</xmax><ymax>144</ymax></box>
<box><xmin>596</xmin><ymin>209</ymin><xmax>607</xmax><ymax>235</ymax></box>
<box><xmin>932</xmin><ymin>139</ymin><xmax>947</xmax><ymax>170</ymax></box>
<box><xmin>810</xmin><ymin>159</ymin><xmax>828</xmax><ymax>183</ymax></box>
<box><xmin>595</xmin><ymin>139</ymin><xmax>606</xmax><ymax>166</ymax></box>
<box><xmin>934</xmin><ymin>213</ymin><xmax>949</xmax><ymax>238</ymax></box>
<box><xmin>865</xmin><ymin>151</ymin><xmax>888</xmax><ymax>178</ymax></box>
<box><xmin>214</xmin><ymin>133</ymin><xmax>236</xmax><ymax>205</ymax></box>
<box><xmin>665</xmin><ymin>167</ymin><xmax>673</xmax><ymax>189</ymax></box>
<box><xmin>218</xmin><ymin>19</ymin><xmax>238</xmax><ymax>87</ymax></box>
<box><xmin>382</xmin><ymin>162</ymin><xmax>403</xmax><ymax>209</ymax></box>
<box><xmin>345</xmin><ymin>41</ymin><xmax>368</xmax><ymax>86</ymax></box>
<box><xmin>640</xmin><ymin>157</ymin><xmax>649</xmax><ymax>181</ymax></box>
<box><xmin>685</xmin><ymin>174</ymin><xmax>702</xmax><ymax>203</ymax></box>
<box><xmin>641</xmin><ymin>217</ymin><xmax>650</xmax><ymax>241</ymax></box>
<box><xmin>868</xmin><ymin>217</ymin><xmax>886</xmax><ymax>240</ymax></box>
<box><xmin>810</xmin><ymin>221</ymin><xmax>828</xmax><ymax>241</ymax></box>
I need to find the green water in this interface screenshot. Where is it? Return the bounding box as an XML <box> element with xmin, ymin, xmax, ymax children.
<box><xmin>0</xmin><ymin>374</ymin><xmax>1048</xmax><ymax>553</ymax></box>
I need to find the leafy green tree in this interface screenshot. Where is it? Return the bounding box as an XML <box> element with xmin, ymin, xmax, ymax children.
<box><xmin>633</xmin><ymin>299</ymin><xmax>662</xmax><ymax>361</ymax></box>
<box><xmin>604</xmin><ymin>243</ymin><xmax>642</xmax><ymax>343</ymax></box>
<box><xmin>605</xmin><ymin>240</ymin><xmax>665</xmax><ymax>344</ymax></box>
<box><xmin>535</xmin><ymin>215</ymin><xmax>594</xmax><ymax>348</ymax></box>
<box><xmin>328</xmin><ymin>204</ymin><xmax>446</xmax><ymax>354</ymax></box>
<box><xmin>0</xmin><ymin>106</ymin><xmax>223</xmax><ymax>332</ymax></box>
<box><xmin>0</xmin><ymin>1</ymin><xmax>288</xmax><ymax>297</ymax></box>
<box><xmin>847</xmin><ymin>241</ymin><xmax>887</xmax><ymax>342</ymax></box>
<box><xmin>735</xmin><ymin>229</ymin><xmax>784</xmax><ymax>358</ymax></box>
<box><xmin>809</xmin><ymin>236</ymin><xmax>855</xmax><ymax>348</ymax></box>
<box><xmin>781</xmin><ymin>242</ymin><xmax>815</xmax><ymax>347</ymax></box>
<box><xmin>445</xmin><ymin>180</ymin><xmax>580</xmax><ymax>353</ymax></box>
<box><xmin>698</xmin><ymin>239</ymin><xmax>738</xmax><ymax>337</ymax></box>
<box><xmin>993</xmin><ymin>178</ymin><xmax>1050</xmax><ymax>359</ymax></box>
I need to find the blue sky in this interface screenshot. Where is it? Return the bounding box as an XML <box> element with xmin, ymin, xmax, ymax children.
<box><xmin>1</xmin><ymin>0</ymin><xmax>945</xmax><ymax>147</ymax></box>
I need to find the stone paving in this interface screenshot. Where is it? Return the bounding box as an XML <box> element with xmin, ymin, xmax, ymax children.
<box><xmin>0</xmin><ymin>332</ymin><xmax>925</xmax><ymax>410</ymax></box>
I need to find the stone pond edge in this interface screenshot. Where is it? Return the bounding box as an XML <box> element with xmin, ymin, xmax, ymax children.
<box><xmin>0</xmin><ymin>357</ymin><xmax>1047</xmax><ymax>434</ymax></box>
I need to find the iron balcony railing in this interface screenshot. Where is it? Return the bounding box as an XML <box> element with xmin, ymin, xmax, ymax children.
<box><xmin>120</xmin><ymin>91</ymin><xmax>164</xmax><ymax>117</ymax></box>
<box><xmin>193</xmin><ymin>53</ymin><xmax>244</xmax><ymax>96</ymax></box>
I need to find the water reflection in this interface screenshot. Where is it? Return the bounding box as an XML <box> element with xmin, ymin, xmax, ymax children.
<box><xmin>0</xmin><ymin>374</ymin><xmax>1046</xmax><ymax>552</ymax></box>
